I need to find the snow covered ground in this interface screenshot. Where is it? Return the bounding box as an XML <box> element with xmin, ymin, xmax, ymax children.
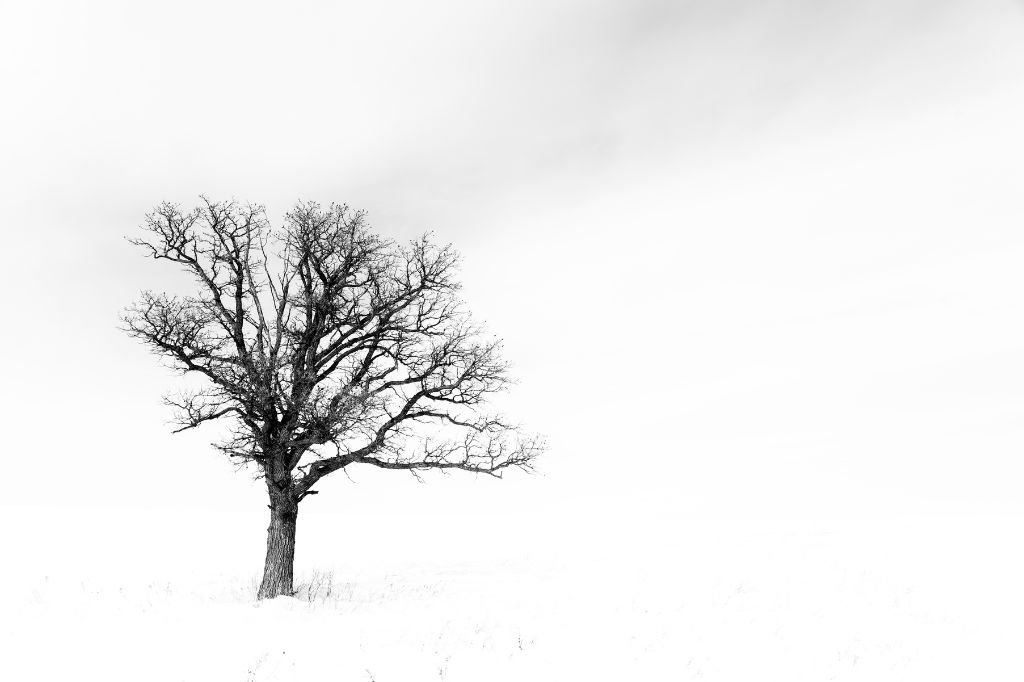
<box><xmin>4</xmin><ymin>508</ymin><xmax>1023</xmax><ymax>681</ymax></box>
<box><xmin>4</xmin><ymin>1</ymin><xmax>1024</xmax><ymax>680</ymax></box>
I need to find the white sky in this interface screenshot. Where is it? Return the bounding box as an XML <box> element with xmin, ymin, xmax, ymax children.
<box><xmin>3</xmin><ymin>0</ymin><xmax>1024</xmax><ymax>536</ymax></box>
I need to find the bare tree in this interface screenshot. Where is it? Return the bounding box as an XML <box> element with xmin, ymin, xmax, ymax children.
<box><xmin>123</xmin><ymin>198</ymin><xmax>542</xmax><ymax>599</ymax></box>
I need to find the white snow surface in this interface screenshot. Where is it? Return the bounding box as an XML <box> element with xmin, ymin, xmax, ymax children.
<box><xmin>3</xmin><ymin>508</ymin><xmax>1023</xmax><ymax>681</ymax></box>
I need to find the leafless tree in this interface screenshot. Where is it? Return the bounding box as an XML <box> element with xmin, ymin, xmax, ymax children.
<box><xmin>123</xmin><ymin>198</ymin><xmax>542</xmax><ymax>599</ymax></box>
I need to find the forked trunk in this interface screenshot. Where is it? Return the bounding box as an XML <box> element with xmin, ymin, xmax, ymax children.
<box><xmin>257</xmin><ymin>494</ymin><xmax>298</xmax><ymax>599</ymax></box>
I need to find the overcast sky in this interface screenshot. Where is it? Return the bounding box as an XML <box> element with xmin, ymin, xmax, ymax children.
<box><xmin>3</xmin><ymin>0</ymin><xmax>1024</xmax><ymax>538</ymax></box>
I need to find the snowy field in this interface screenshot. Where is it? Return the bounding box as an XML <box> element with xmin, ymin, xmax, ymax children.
<box><xmin>3</xmin><ymin>1</ymin><xmax>1024</xmax><ymax>680</ymax></box>
<box><xmin>5</xmin><ymin>508</ymin><xmax>1024</xmax><ymax>681</ymax></box>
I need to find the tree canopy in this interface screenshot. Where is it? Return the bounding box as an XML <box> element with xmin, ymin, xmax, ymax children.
<box><xmin>125</xmin><ymin>199</ymin><xmax>541</xmax><ymax>500</ymax></box>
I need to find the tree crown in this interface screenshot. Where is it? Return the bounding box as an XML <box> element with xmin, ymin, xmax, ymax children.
<box><xmin>124</xmin><ymin>198</ymin><xmax>541</xmax><ymax>498</ymax></box>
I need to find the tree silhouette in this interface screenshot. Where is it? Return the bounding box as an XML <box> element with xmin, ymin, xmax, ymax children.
<box><xmin>123</xmin><ymin>198</ymin><xmax>542</xmax><ymax>598</ymax></box>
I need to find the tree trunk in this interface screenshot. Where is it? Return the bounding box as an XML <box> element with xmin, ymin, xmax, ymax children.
<box><xmin>257</xmin><ymin>493</ymin><xmax>298</xmax><ymax>599</ymax></box>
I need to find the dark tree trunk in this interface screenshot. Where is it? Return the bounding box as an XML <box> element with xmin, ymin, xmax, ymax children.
<box><xmin>257</xmin><ymin>492</ymin><xmax>298</xmax><ymax>599</ymax></box>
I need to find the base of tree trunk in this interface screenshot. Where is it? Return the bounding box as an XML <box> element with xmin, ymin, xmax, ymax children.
<box><xmin>257</xmin><ymin>497</ymin><xmax>298</xmax><ymax>599</ymax></box>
